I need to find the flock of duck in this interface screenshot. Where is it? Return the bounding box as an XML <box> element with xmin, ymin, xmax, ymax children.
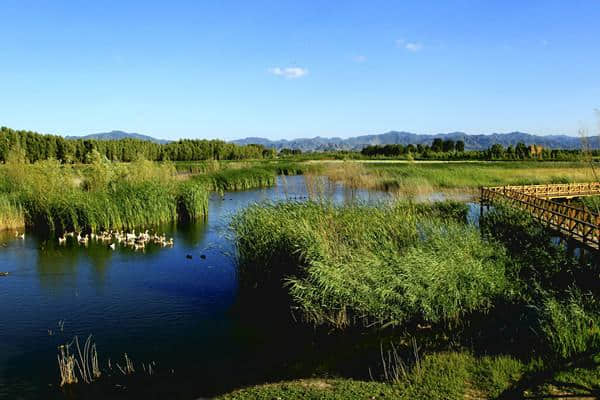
<box><xmin>13</xmin><ymin>229</ymin><xmax>174</xmax><ymax>251</ymax></box>
<box><xmin>58</xmin><ymin>229</ymin><xmax>174</xmax><ymax>251</ymax></box>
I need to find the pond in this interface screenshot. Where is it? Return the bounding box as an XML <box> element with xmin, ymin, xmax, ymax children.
<box><xmin>1</xmin><ymin>176</ymin><xmax>415</xmax><ymax>399</ymax></box>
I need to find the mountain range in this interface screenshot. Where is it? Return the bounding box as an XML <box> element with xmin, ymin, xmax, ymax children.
<box><xmin>233</xmin><ymin>131</ymin><xmax>599</xmax><ymax>151</ymax></box>
<box><xmin>67</xmin><ymin>130</ymin><xmax>598</xmax><ymax>151</ymax></box>
<box><xmin>66</xmin><ymin>130</ymin><xmax>170</xmax><ymax>144</ymax></box>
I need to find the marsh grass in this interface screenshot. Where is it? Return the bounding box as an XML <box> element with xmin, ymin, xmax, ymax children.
<box><xmin>232</xmin><ymin>201</ymin><xmax>506</xmax><ymax>329</ymax></box>
<box><xmin>317</xmin><ymin>161</ymin><xmax>596</xmax><ymax>195</ymax></box>
<box><xmin>0</xmin><ymin>157</ymin><xmax>210</xmax><ymax>234</ymax></box>
<box><xmin>196</xmin><ymin>167</ymin><xmax>277</xmax><ymax>192</ymax></box>
<box><xmin>0</xmin><ymin>158</ymin><xmax>308</xmax><ymax>235</ymax></box>
<box><xmin>0</xmin><ymin>193</ymin><xmax>25</xmax><ymax>231</ymax></box>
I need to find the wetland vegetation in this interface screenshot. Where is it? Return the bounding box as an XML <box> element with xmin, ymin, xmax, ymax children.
<box><xmin>2</xmin><ymin>130</ymin><xmax>600</xmax><ymax>398</ymax></box>
<box><xmin>227</xmin><ymin>199</ymin><xmax>600</xmax><ymax>399</ymax></box>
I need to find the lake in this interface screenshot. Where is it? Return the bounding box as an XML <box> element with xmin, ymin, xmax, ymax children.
<box><xmin>0</xmin><ymin>176</ymin><xmax>409</xmax><ymax>399</ymax></box>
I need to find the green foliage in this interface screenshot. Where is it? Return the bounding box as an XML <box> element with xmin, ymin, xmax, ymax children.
<box><xmin>480</xmin><ymin>204</ymin><xmax>600</xmax><ymax>361</ymax></box>
<box><xmin>177</xmin><ymin>181</ymin><xmax>209</xmax><ymax>222</ymax></box>
<box><xmin>216</xmin><ymin>378</ymin><xmax>401</xmax><ymax>399</ymax></box>
<box><xmin>215</xmin><ymin>352</ymin><xmax>524</xmax><ymax>400</ymax></box>
<box><xmin>362</xmin><ymin>161</ymin><xmax>593</xmax><ymax>189</ymax></box>
<box><xmin>0</xmin><ymin>126</ymin><xmax>272</xmax><ymax>163</ymax></box>
<box><xmin>537</xmin><ymin>290</ymin><xmax>600</xmax><ymax>360</ymax></box>
<box><xmin>480</xmin><ymin>203</ymin><xmax>572</xmax><ymax>292</ymax></box>
<box><xmin>0</xmin><ymin>157</ymin><xmax>207</xmax><ymax>234</ymax></box>
<box><xmin>196</xmin><ymin>167</ymin><xmax>277</xmax><ymax>192</ymax></box>
<box><xmin>0</xmin><ymin>192</ymin><xmax>24</xmax><ymax>231</ymax></box>
<box><xmin>20</xmin><ymin>181</ymin><xmax>179</xmax><ymax>233</ymax></box>
<box><xmin>232</xmin><ymin>201</ymin><xmax>507</xmax><ymax>329</ymax></box>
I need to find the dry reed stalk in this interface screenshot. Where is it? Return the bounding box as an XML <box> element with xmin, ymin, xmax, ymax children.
<box><xmin>57</xmin><ymin>335</ymin><xmax>100</xmax><ymax>386</ymax></box>
<box><xmin>57</xmin><ymin>344</ymin><xmax>77</xmax><ymax>386</ymax></box>
<box><xmin>116</xmin><ymin>353</ymin><xmax>135</xmax><ymax>375</ymax></box>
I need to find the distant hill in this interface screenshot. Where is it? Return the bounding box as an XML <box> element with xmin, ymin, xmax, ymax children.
<box><xmin>233</xmin><ymin>131</ymin><xmax>598</xmax><ymax>151</ymax></box>
<box><xmin>66</xmin><ymin>130</ymin><xmax>170</xmax><ymax>144</ymax></box>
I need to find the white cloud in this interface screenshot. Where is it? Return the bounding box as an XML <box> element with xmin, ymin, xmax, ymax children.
<box><xmin>353</xmin><ymin>55</ymin><xmax>367</xmax><ymax>63</ymax></box>
<box><xmin>268</xmin><ymin>67</ymin><xmax>308</xmax><ymax>79</ymax></box>
<box><xmin>396</xmin><ymin>39</ymin><xmax>423</xmax><ymax>52</ymax></box>
<box><xmin>404</xmin><ymin>42</ymin><xmax>423</xmax><ymax>52</ymax></box>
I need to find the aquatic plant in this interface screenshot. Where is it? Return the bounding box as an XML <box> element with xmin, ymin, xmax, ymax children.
<box><xmin>57</xmin><ymin>343</ymin><xmax>77</xmax><ymax>386</ymax></box>
<box><xmin>232</xmin><ymin>201</ymin><xmax>507</xmax><ymax>329</ymax></box>
<box><xmin>196</xmin><ymin>167</ymin><xmax>277</xmax><ymax>192</ymax></box>
<box><xmin>0</xmin><ymin>193</ymin><xmax>25</xmax><ymax>231</ymax></box>
<box><xmin>317</xmin><ymin>161</ymin><xmax>595</xmax><ymax>194</ymax></box>
<box><xmin>57</xmin><ymin>335</ymin><xmax>100</xmax><ymax>386</ymax></box>
<box><xmin>177</xmin><ymin>181</ymin><xmax>209</xmax><ymax>222</ymax></box>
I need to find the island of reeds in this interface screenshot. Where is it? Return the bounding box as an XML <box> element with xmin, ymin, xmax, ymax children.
<box><xmin>226</xmin><ymin>200</ymin><xmax>600</xmax><ymax>399</ymax></box>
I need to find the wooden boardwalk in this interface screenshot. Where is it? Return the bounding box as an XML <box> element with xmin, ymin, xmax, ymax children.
<box><xmin>480</xmin><ymin>183</ymin><xmax>600</xmax><ymax>251</ymax></box>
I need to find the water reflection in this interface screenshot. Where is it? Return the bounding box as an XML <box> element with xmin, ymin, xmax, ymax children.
<box><xmin>0</xmin><ymin>175</ymin><xmax>475</xmax><ymax>399</ymax></box>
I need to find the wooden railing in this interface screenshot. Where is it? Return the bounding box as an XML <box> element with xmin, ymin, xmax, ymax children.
<box><xmin>490</xmin><ymin>182</ymin><xmax>600</xmax><ymax>198</ymax></box>
<box><xmin>481</xmin><ymin>183</ymin><xmax>600</xmax><ymax>250</ymax></box>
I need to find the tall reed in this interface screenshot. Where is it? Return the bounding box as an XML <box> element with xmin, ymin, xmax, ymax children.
<box><xmin>232</xmin><ymin>201</ymin><xmax>507</xmax><ymax>329</ymax></box>
<box><xmin>0</xmin><ymin>193</ymin><xmax>25</xmax><ymax>231</ymax></box>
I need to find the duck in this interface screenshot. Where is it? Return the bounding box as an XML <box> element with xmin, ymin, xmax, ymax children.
<box><xmin>0</xmin><ymin>272</ymin><xmax>8</xmax><ymax>277</ymax></box>
<box><xmin>15</xmin><ymin>231</ymin><xmax>25</xmax><ymax>240</ymax></box>
<box><xmin>109</xmin><ymin>243</ymin><xmax>116</xmax><ymax>250</ymax></box>
<box><xmin>126</xmin><ymin>230</ymin><xmax>136</xmax><ymax>241</ymax></box>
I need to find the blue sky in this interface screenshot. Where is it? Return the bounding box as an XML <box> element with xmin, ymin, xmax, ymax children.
<box><xmin>1</xmin><ymin>1</ymin><xmax>599</xmax><ymax>140</ymax></box>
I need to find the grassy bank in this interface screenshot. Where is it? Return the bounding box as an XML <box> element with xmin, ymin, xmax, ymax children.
<box><xmin>0</xmin><ymin>157</ymin><xmax>207</xmax><ymax>234</ymax></box>
<box><xmin>0</xmin><ymin>157</ymin><xmax>312</xmax><ymax>234</ymax></box>
<box><xmin>317</xmin><ymin>161</ymin><xmax>595</xmax><ymax>195</ymax></box>
<box><xmin>217</xmin><ymin>350</ymin><xmax>600</xmax><ymax>399</ymax></box>
<box><xmin>227</xmin><ymin>200</ymin><xmax>600</xmax><ymax>399</ymax></box>
<box><xmin>216</xmin><ymin>352</ymin><xmax>524</xmax><ymax>400</ymax></box>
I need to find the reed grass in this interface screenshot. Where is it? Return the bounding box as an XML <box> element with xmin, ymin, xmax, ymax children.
<box><xmin>0</xmin><ymin>193</ymin><xmax>25</xmax><ymax>231</ymax></box>
<box><xmin>195</xmin><ymin>167</ymin><xmax>277</xmax><ymax>192</ymax></box>
<box><xmin>317</xmin><ymin>161</ymin><xmax>596</xmax><ymax>194</ymax></box>
<box><xmin>232</xmin><ymin>201</ymin><xmax>507</xmax><ymax>329</ymax></box>
<box><xmin>57</xmin><ymin>343</ymin><xmax>77</xmax><ymax>386</ymax></box>
<box><xmin>0</xmin><ymin>157</ymin><xmax>210</xmax><ymax>234</ymax></box>
<box><xmin>58</xmin><ymin>335</ymin><xmax>100</xmax><ymax>386</ymax></box>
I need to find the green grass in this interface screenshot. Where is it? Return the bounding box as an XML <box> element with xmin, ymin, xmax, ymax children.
<box><xmin>0</xmin><ymin>158</ymin><xmax>210</xmax><ymax>234</ymax></box>
<box><xmin>318</xmin><ymin>161</ymin><xmax>596</xmax><ymax>193</ymax></box>
<box><xmin>215</xmin><ymin>352</ymin><xmax>525</xmax><ymax>400</ymax></box>
<box><xmin>232</xmin><ymin>201</ymin><xmax>507</xmax><ymax>329</ymax></box>
<box><xmin>195</xmin><ymin>167</ymin><xmax>277</xmax><ymax>192</ymax></box>
<box><xmin>225</xmin><ymin>199</ymin><xmax>600</xmax><ymax>399</ymax></box>
<box><xmin>0</xmin><ymin>158</ymin><xmax>309</xmax><ymax>234</ymax></box>
<box><xmin>0</xmin><ymin>192</ymin><xmax>25</xmax><ymax>231</ymax></box>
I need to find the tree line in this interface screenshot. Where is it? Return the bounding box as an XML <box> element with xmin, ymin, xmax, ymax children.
<box><xmin>0</xmin><ymin>126</ymin><xmax>594</xmax><ymax>164</ymax></box>
<box><xmin>0</xmin><ymin>127</ymin><xmax>276</xmax><ymax>163</ymax></box>
<box><xmin>362</xmin><ymin>139</ymin><xmax>591</xmax><ymax>161</ymax></box>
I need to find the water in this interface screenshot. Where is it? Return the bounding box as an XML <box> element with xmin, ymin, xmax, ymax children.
<box><xmin>0</xmin><ymin>176</ymin><xmax>398</xmax><ymax>399</ymax></box>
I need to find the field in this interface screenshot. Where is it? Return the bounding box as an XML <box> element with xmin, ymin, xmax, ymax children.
<box><xmin>316</xmin><ymin>160</ymin><xmax>596</xmax><ymax>195</ymax></box>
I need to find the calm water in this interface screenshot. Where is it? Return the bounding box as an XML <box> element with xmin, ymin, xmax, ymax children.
<box><xmin>0</xmin><ymin>176</ymin><xmax>399</xmax><ymax>399</ymax></box>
